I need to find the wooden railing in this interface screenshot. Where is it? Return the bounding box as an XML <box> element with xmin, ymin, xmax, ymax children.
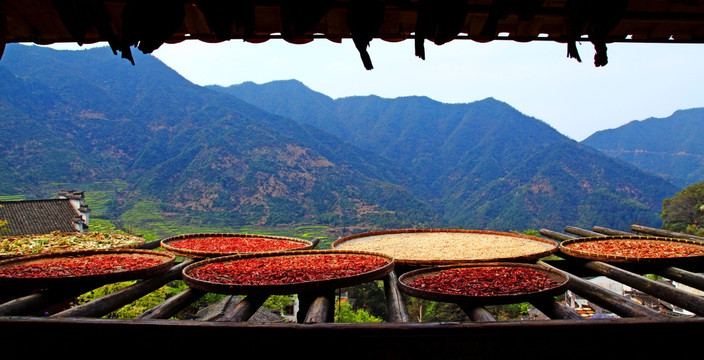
<box><xmin>1</xmin><ymin>224</ymin><xmax>703</xmax><ymax>358</ymax></box>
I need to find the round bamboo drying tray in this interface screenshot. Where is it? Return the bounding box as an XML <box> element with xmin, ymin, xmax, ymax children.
<box><xmin>558</xmin><ymin>235</ymin><xmax>704</xmax><ymax>265</ymax></box>
<box><xmin>332</xmin><ymin>229</ymin><xmax>558</xmax><ymax>266</ymax></box>
<box><xmin>0</xmin><ymin>249</ymin><xmax>175</xmax><ymax>291</ymax></box>
<box><xmin>0</xmin><ymin>231</ymin><xmax>146</xmax><ymax>259</ymax></box>
<box><xmin>160</xmin><ymin>233</ymin><xmax>314</xmax><ymax>259</ymax></box>
<box><xmin>397</xmin><ymin>262</ymin><xmax>569</xmax><ymax>305</ymax></box>
<box><xmin>182</xmin><ymin>249</ymin><xmax>395</xmax><ymax>295</ymax></box>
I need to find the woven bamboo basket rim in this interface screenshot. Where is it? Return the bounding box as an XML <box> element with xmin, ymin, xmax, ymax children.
<box><xmin>160</xmin><ymin>232</ymin><xmax>314</xmax><ymax>259</ymax></box>
<box><xmin>558</xmin><ymin>235</ymin><xmax>704</xmax><ymax>264</ymax></box>
<box><xmin>0</xmin><ymin>231</ymin><xmax>146</xmax><ymax>260</ymax></box>
<box><xmin>0</xmin><ymin>248</ymin><xmax>175</xmax><ymax>291</ymax></box>
<box><xmin>397</xmin><ymin>262</ymin><xmax>569</xmax><ymax>305</ymax></box>
<box><xmin>182</xmin><ymin>249</ymin><xmax>395</xmax><ymax>295</ymax></box>
<box><xmin>332</xmin><ymin>228</ymin><xmax>558</xmax><ymax>266</ymax></box>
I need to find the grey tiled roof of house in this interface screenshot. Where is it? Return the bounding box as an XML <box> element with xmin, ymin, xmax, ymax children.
<box><xmin>0</xmin><ymin>199</ymin><xmax>83</xmax><ymax>236</ymax></box>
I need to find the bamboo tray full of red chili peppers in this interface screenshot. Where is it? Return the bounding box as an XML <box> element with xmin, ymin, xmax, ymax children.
<box><xmin>397</xmin><ymin>262</ymin><xmax>569</xmax><ymax>306</ymax></box>
<box><xmin>182</xmin><ymin>250</ymin><xmax>395</xmax><ymax>295</ymax></box>
<box><xmin>160</xmin><ymin>233</ymin><xmax>314</xmax><ymax>259</ymax></box>
<box><xmin>558</xmin><ymin>235</ymin><xmax>704</xmax><ymax>265</ymax></box>
<box><xmin>0</xmin><ymin>249</ymin><xmax>176</xmax><ymax>291</ymax></box>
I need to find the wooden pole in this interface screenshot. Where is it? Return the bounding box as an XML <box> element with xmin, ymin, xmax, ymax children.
<box><xmin>0</xmin><ymin>285</ymin><xmax>94</xmax><ymax>316</ymax></box>
<box><xmin>630</xmin><ymin>224</ymin><xmax>704</xmax><ymax>243</ymax></box>
<box><xmin>310</xmin><ymin>237</ymin><xmax>320</xmax><ymax>248</ymax></box>
<box><xmin>383</xmin><ymin>271</ymin><xmax>412</xmax><ymax>323</ymax></box>
<box><xmin>539</xmin><ymin>229</ymin><xmax>573</xmax><ymax>242</ymax></box>
<box><xmin>592</xmin><ymin>226</ymin><xmax>631</xmax><ymax>236</ymax></box>
<box><xmin>530</xmin><ymin>298</ymin><xmax>584</xmax><ymax>320</ymax></box>
<box><xmin>582</xmin><ymin>260</ymin><xmax>704</xmax><ymax>316</ymax></box>
<box><xmin>538</xmin><ymin>260</ymin><xmax>667</xmax><ymax>318</ymax></box>
<box><xmin>138</xmin><ymin>288</ymin><xmax>206</xmax><ymax>320</ymax></box>
<box><xmin>457</xmin><ymin>304</ymin><xmax>497</xmax><ymax>322</ymax></box>
<box><xmin>655</xmin><ymin>266</ymin><xmax>704</xmax><ymax>292</ymax></box>
<box><xmin>563</xmin><ymin>226</ymin><xmax>601</xmax><ymax>237</ymax></box>
<box><xmin>304</xmin><ymin>292</ymin><xmax>335</xmax><ymax>324</ymax></box>
<box><xmin>218</xmin><ymin>294</ymin><xmax>269</xmax><ymax>322</ymax></box>
<box><xmin>140</xmin><ymin>239</ymin><xmax>162</xmax><ymax>250</ymax></box>
<box><xmin>296</xmin><ymin>292</ymin><xmax>314</xmax><ymax>323</ymax></box>
<box><xmin>51</xmin><ymin>259</ymin><xmax>193</xmax><ymax>318</ymax></box>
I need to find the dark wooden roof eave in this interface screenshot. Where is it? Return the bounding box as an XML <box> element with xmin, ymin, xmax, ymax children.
<box><xmin>0</xmin><ymin>199</ymin><xmax>82</xmax><ymax>236</ymax></box>
<box><xmin>2</xmin><ymin>1</ymin><xmax>704</xmax><ymax>68</ymax></box>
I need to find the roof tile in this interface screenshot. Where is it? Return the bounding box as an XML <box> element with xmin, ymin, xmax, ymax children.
<box><xmin>0</xmin><ymin>199</ymin><xmax>83</xmax><ymax>236</ymax></box>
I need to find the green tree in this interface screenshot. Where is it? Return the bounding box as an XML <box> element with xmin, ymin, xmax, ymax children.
<box><xmin>661</xmin><ymin>181</ymin><xmax>704</xmax><ymax>236</ymax></box>
<box><xmin>405</xmin><ymin>297</ymin><xmax>468</xmax><ymax>322</ymax></box>
<box><xmin>263</xmin><ymin>295</ymin><xmax>295</xmax><ymax>315</ymax></box>
<box><xmin>521</xmin><ymin>229</ymin><xmax>541</xmax><ymax>237</ymax></box>
<box><xmin>334</xmin><ymin>299</ymin><xmax>383</xmax><ymax>323</ymax></box>
<box><xmin>486</xmin><ymin>303</ymin><xmax>530</xmax><ymax>321</ymax></box>
<box><xmin>342</xmin><ymin>281</ymin><xmax>388</xmax><ymax>320</ymax></box>
<box><xmin>75</xmin><ymin>281</ymin><xmax>187</xmax><ymax>319</ymax></box>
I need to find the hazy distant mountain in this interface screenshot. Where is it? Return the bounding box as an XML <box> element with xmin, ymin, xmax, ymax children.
<box><xmin>212</xmin><ymin>80</ymin><xmax>679</xmax><ymax>230</ymax></box>
<box><xmin>0</xmin><ymin>44</ymin><xmax>441</xmax><ymax>232</ymax></box>
<box><xmin>582</xmin><ymin>108</ymin><xmax>704</xmax><ymax>188</ymax></box>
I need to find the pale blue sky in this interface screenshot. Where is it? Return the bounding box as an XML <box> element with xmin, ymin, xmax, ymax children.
<box><xmin>49</xmin><ymin>38</ymin><xmax>704</xmax><ymax>141</ymax></box>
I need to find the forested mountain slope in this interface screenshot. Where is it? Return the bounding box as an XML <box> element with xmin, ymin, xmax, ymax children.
<box><xmin>0</xmin><ymin>44</ymin><xmax>441</xmax><ymax>232</ymax></box>
<box><xmin>212</xmin><ymin>80</ymin><xmax>680</xmax><ymax>230</ymax></box>
<box><xmin>0</xmin><ymin>44</ymin><xmax>681</xmax><ymax>233</ymax></box>
<box><xmin>582</xmin><ymin>108</ymin><xmax>704</xmax><ymax>188</ymax></box>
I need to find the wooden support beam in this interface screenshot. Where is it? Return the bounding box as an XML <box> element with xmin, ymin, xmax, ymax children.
<box><xmin>582</xmin><ymin>260</ymin><xmax>704</xmax><ymax>316</ymax></box>
<box><xmin>563</xmin><ymin>226</ymin><xmax>601</xmax><ymax>237</ymax></box>
<box><xmin>218</xmin><ymin>295</ymin><xmax>269</xmax><ymax>322</ymax></box>
<box><xmin>538</xmin><ymin>260</ymin><xmax>667</xmax><ymax>319</ymax></box>
<box><xmin>51</xmin><ymin>259</ymin><xmax>193</xmax><ymax>318</ymax></box>
<box><xmin>630</xmin><ymin>225</ymin><xmax>704</xmax><ymax>243</ymax></box>
<box><xmin>303</xmin><ymin>292</ymin><xmax>335</xmax><ymax>324</ymax></box>
<box><xmin>539</xmin><ymin>229</ymin><xmax>573</xmax><ymax>242</ymax></box>
<box><xmin>383</xmin><ymin>271</ymin><xmax>412</xmax><ymax>323</ymax></box>
<box><xmin>138</xmin><ymin>288</ymin><xmax>206</xmax><ymax>320</ymax></box>
<box><xmin>2</xmin><ymin>316</ymin><xmax>704</xmax><ymax>358</ymax></box>
<box><xmin>592</xmin><ymin>226</ymin><xmax>632</xmax><ymax>236</ymax></box>
<box><xmin>140</xmin><ymin>239</ymin><xmax>162</xmax><ymax>250</ymax></box>
<box><xmin>0</xmin><ymin>286</ymin><xmax>90</xmax><ymax>316</ymax></box>
<box><xmin>655</xmin><ymin>266</ymin><xmax>704</xmax><ymax>293</ymax></box>
<box><xmin>310</xmin><ymin>237</ymin><xmax>320</xmax><ymax>248</ymax></box>
<box><xmin>457</xmin><ymin>304</ymin><xmax>497</xmax><ymax>322</ymax></box>
<box><xmin>530</xmin><ymin>298</ymin><xmax>584</xmax><ymax>320</ymax></box>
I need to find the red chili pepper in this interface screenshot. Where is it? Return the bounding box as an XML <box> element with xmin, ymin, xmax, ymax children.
<box><xmin>0</xmin><ymin>254</ymin><xmax>164</xmax><ymax>278</ymax></box>
<box><xmin>408</xmin><ymin>266</ymin><xmax>560</xmax><ymax>297</ymax></box>
<box><xmin>189</xmin><ymin>253</ymin><xmax>389</xmax><ymax>285</ymax></box>
<box><xmin>566</xmin><ymin>240</ymin><xmax>704</xmax><ymax>258</ymax></box>
<box><xmin>170</xmin><ymin>236</ymin><xmax>306</xmax><ymax>253</ymax></box>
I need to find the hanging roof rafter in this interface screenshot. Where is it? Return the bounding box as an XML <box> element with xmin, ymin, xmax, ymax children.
<box><xmin>2</xmin><ymin>0</ymin><xmax>704</xmax><ymax>68</ymax></box>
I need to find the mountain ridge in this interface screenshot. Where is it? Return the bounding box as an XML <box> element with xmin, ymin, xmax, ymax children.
<box><xmin>211</xmin><ymin>78</ymin><xmax>678</xmax><ymax>230</ymax></box>
<box><xmin>582</xmin><ymin>107</ymin><xmax>704</xmax><ymax>188</ymax></box>
<box><xmin>0</xmin><ymin>44</ymin><xmax>681</xmax><ymax>236</ymax></box>
<box><xmin>0</xmin><ymin>44</ymin><xmax>442</xmax><ymax>235</ymax></box>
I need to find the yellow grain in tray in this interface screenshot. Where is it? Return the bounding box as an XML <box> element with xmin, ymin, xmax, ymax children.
<box><xmin>335</xmin><ymin>231</ymin><xmax>553</xmax><ymax>262</ymax></box>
